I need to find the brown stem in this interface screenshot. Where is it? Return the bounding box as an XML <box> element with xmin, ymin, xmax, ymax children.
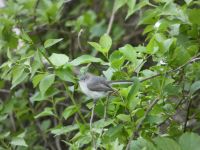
<box><xmin>106</xmin><ymin>6</ymin><xmax>115</xmax><ymax>35</ymax></box>
<box><xmin>183</xmin><ymin>96</ymin><xmax>192</xmax><ymax>132</ymax></box>
<box><xmin>78</xmin><ymin>29</ymin><xmax>84</xmax><ymax>52</ymax></box>
<box><xmin>126</xmin><ymin>98</ymin><xmax>159</xmax><ymax>150</ymax></box>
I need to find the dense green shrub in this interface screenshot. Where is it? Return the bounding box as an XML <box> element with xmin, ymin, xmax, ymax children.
<box><xmin>0</xmin><ymin>0</ymin><xmax>200</xmax><ymax>149</ymax></box>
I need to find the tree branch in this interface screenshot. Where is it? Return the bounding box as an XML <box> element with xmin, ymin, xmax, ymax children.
<box><xmin>106</xmin><ymin>6</ymin><xmax>115</xmax><ymax>35</ymax></box>
<box><xmin>125</xmin><ymin>98</ymin><xmax>159</xmax><ymax>150</ymax></box>
<box><xmin>140</xmin><ymin>55</ymin><xmax>200</xmax><ymax>83</ymax></box>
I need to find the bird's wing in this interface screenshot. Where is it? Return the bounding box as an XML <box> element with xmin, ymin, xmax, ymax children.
<box><xmin>87</xmin><ymin>76</ymin><xmax>113</xmax><ymax>92</ymax></box>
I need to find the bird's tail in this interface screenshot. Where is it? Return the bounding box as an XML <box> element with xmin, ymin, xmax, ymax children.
<box><xmin>108</xmin><ymin>80</ymin><xmax>133</xmax><ymax>85</ymax></box>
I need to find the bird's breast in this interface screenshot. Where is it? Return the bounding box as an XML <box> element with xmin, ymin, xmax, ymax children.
<box><xmin>79</xmin><ymin>81</ymin><xmax>106</xmax><ymax>99</ymax></box>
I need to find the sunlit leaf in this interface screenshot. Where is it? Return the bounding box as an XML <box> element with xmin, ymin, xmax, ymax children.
<box><xmin>39</xmin><ymin>74</ymin><xmax>55</xmax><ymax>96</ymax></box>
<box><xmin>34</xmin><ymin>107</ymin><xmax>54</xmax><ymax>118</ymax></box>
<box><xmin>49</xmin><ymin>53</ymin><xmax>69</xmax><ymax>67</ymax></box>
<box><xmin>44</xmin><ymin>38</ymin><xmax>63</xmax><ymax>48</ymax></box>
<box><xmin>70</xmin><ymin>55</ymin><xmax>104</xmax><ymax>66</ymax></box>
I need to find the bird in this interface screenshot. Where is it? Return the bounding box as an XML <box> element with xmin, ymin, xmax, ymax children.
<box><xmin>78</xmin><ymin>73</ymin><xmax>133</xmax><ymax>100</ymax></box>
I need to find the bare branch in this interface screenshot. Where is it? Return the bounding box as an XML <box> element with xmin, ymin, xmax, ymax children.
<box><xmin>140</xmin><ymin>55</ymin><xmax>200</xmax><ymax>83</ymax></box>
<box><xmin>106</xmin><ymin>7</ymin><xmax>115</xmax><ymax>35</ymax></box>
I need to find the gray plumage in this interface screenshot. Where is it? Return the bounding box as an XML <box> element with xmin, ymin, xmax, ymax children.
<box><xmin>79</xmin><ymin>74</ymin><xmax>133</xmax><ymax>99</ymax></box>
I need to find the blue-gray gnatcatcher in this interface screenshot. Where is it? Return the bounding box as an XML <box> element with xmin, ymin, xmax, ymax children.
<box><xmin>79</xmin><ymin>73</ymin><xmax>133</xmax><ymax>100</ymax></box>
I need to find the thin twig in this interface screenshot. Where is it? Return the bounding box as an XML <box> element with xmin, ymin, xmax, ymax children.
<box><xmin>90</xmin><ymin>101</ymin><xmax>97</xmax><ymax>149</ymax></box>
<box><xmin>140</xmin><ymin>56</ymin><xmax>200</xmax><ymax>83</ymax></box>
<box><xmin>158</xmin><ymin>97</ymin><xmax>185</xmax><ymax>127</ymax></box>
<box><xmin>106</xmin><ymin>6</ymin><xmax>115</xmax><ymax>35</ymax></box>
<box><xmin>103</xmin><ymin>95</ymin><xmax>110</xmax><ymax>120</ymax></box>
<box><xmin>93</xmin><ymin>3</ymin><xmax>115</xmax><ymax>57</ymax></box>
<box><xmin>53</xmin><ymin>118</ymin><xmax>62</xmax><ymax>150</ymax></box>
<box><xmin>0</xmin><ymin>89</ymin><xmax>10</xmax><ymax>93</ymax></box>
<box><xmin>9</xmin><ymin>112</ymin><xmax>16</xmax><ymax>132</ymax></box>
<box><xmin>78</xmin><ymin>29</ymin><xmax>84</xmax><ymax>51</ymax></box>
<box><xmin>125</xmin><ymin>98</ymin><xmax>159</xmax><ymax>150</ymax></box>
<box><xmin>183</xmin><ymin>96</ymin><xmax>192</xmax><ymax>132</ymax></box>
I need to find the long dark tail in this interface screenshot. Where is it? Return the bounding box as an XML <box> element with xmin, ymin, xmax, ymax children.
<box><xmin>108</xmin><ymin>80</ymin><xmax>133</xmax><ymax>85</ymax></box>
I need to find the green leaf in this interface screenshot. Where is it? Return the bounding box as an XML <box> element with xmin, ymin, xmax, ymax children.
<box><xmin>21</xmin><ymin>30</ymin><xmax>32</xmax><ymax>43</ymax></box>
<box><xmin>190</xmin><ymin>80</ymin><xmax>200</xmax><ymax>95</ymax></box>
<box><xmin>70</xmin><ymin>55</ymin><xmax>104</xmax><ymax>66</ymax></box>
<box><xmin>34</xmin><ymin>107</ymin><xmax>54</xmax><ymax>118</ymax></box>
<box><xmin>44</xmin><ymin>38</ymin><xmax>63</xmax><ymax>48</ymax></box>
<box><xmin>179</xmin><ymin>132</ymin><xmax>200</xmax><ymax>150</ymax></box>
<box><xmin>89</xmin><ymin>34</ymin><xmax>112</xmax><ymax>54</ymax></box>
<box><xmin>127</xmin><ymin>77</ymin><xmax>140</xmax><ymax>101</ymax></box>
<box><xmin>62</xmin><ymin>105</ymin><xmax>77</xmax><ymax>120</ymax></box>
<box><xmin>130</xmin><ymin>137</ymin><xmax>156</xmax><ymax>150</ymax></box>
<box><xmin>88</xmin><ymin>42</ymin><xmax>102</xmax><ymax>52</ymax></box>
<box><xmin>55</xmin><ymin>67</ymin><xmax>75</xmax><ymax>83</ymax></box>
<box><xmin>119</xmin><ymin>44</ymin><xmax>137</xmax><ymax>63</ymax></box>
<box><xmin>49</xmin><ymin>53</ymin><xmax>69</xmax><ymax>67</ymax></box>
<box><xmin>111</xmin><ymin>138</ymin><xmax>124</xmax><ymax>150</ymax></box>
<box><xmin>39</xmin><ymin>74</ymin><xmax>55</xmax><ymax>96</ymax></box>
<box><xmin>11</xmin><ymin>66</ymin><xmax>29</xmax><ymax>89</ymax></box>
<box><xmin>32</xmin><ymin>73</ymin><xmax>47</xmax><ymax>88</ymax></box>
<box><xmin>146</xmin><ymin>36</ymin><xmax>159</xmax><ymax>54</ymax></box>
<box><xmin>93</xmin><ymin>119</ymin><xmax>114</xmax><ymax>128</ymax></box>
<box><xmin>188</xmin><ymin>9</ymin><xmax>200</xmax><ymax>25</ymax></box>
<box><xmin>117</xmin><ymin>114</ymin><xmax>131</xmax><ymax>122</ymax></box>
<box><xmin>109</xmin><ymin>51</ymin><xmax>125</xmax><ymax>69</ymax></box>
<box><xmin>114</xmin><ymin>0</ymin><xmax>126</xmax><ymax>12</ymax></box>
<box><xmin>184</xmin><ymin>0</ymin><xmax>192</xmax><ymax>5</ymax></box>
<box><xmin>99</xmin><ymin>34</ymin><xmax>112</xmax><ymax>53</ymax></box>
<box><xmin>12</xmin><ymin>66</ymin><xmax>24</xmax><ymax>84</ymax></box>
<box><xmin>11</xmin><ymin>137</ymin><xmax>28</xmax><ymax>147</ymax></box>
<box><xmin>126</xmin><ymin>0</ymin><xmax>149</xmax><ymax>19</ymax></box>
<box><xmin>126</xmin><ymin>0</ymin><xmax>136</xmax><ymax>19</ymax></box>
<box><xmin>50</xmin><ymin>124</ymin><xmax>79</xmax><ymax>136</ymax></box>
<box><xmin>153</xmin><ymin>137</ymin><xmax>181</xmax><ymax>150</ymax></box>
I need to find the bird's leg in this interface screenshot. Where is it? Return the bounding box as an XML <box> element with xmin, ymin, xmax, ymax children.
<box><xmin>99</xmin><ymin>94</ymin><xmax>111</xmax><ymax>139</ymax></box>
<box><xmin>90</xmin><ymin>99</ymin><xmax>97</xmax><ymax>149</ymax></box>
<box><xmin>103</xmin><ymin>93</ymin><xmax>111</xmax><ymax>121</ymax></box>
<box><xmin>90</xmin><ymin>99</ymin><xmax>97</xmax><ymax>130</ymax></box>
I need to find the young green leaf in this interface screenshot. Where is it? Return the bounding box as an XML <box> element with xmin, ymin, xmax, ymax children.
<box><xmin>55</xmin><ymin>67</ymin><xmax>75</xmax><ymax>83</ymax></box>
<box><xmin>126</xmin><ymin>0</ymin><xmax>136</xmax><ymax>19</ymax></box>
<box><xmin>127</xmin><ymin>77</ymin><xmax>140</xmax><ymax>102</ymax></box>
<box><xmin>109</xmin><ymin>51</ymin><xmax>125</xmax><ymax>69</ymax></box>
<box><xmin>190</xmin><ymin>80</ymin><xmax>200</xmax><ymax>95</ymax></box>
<box><xmin>62</xmin><ymin>105</ymin><xmax>77</xmax><ymax>120</ymax></box>
<box><xmin>49</xmin><ymin>53</ymin><xmax>69</xmax><ymax>67</ymax></box>
<box><xmin>153</xmin><ymin>137</ymin><xmax>181</xmax><ymax>150</ymax></box>
<box><xmin>39</xmin><ymin>74</ymin><xmax>55</xmax><ymax>96</ymax></box>
<box><xmin>119</xmin><ymin>44</ymin><xmax>137</xmax><ymax>64</ymax></box>
<box><xmin>50</xmin><ymin>124</ymin><xmax>79</xmax><ymax>136</ymax></box>
<box><xmin>32</xmin><ymin>73</ymin><xmax>47</xmax><ymax>88</ymax></box>
<box><xmin>114</xmin><ymin>0</ymin><xmax>126</xmax><ymax>12</ymax></box>
<box><xmin>44</xmin><ymin>38</ymin><xmax>63</xmax><ymax>48</ymax></box>
<box><xmin>11</xmin><ymin>137</ymin><xmax>28</xmax><ymax>147</ymax></box>
<box><xmin>99</xmin><ymin>34</ymin><xmax>112</xmax><ymax>53</ymax></box>
<box><xmin>179</xmin><ymin>132</ymin><xmax>200</xmax><ymax>150</ymax></box>
<box><xmin>130</xmin><ymin>137</ymin><xmax>156</xmax><ymax>150</ymax></box>
<box><xmin>88</xmin><ymin>42</ymin><xmax>102</xmax><ymax>52</ymax></box>
<box><xmin>70</xmin><ymin>55</ymin><xmax>104</xmax><ymax>66</ymax></box>
<box><xmin>34</xmin><ymin>107</ymin><xmax>54</xmax><ymax>119</ymax></box>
